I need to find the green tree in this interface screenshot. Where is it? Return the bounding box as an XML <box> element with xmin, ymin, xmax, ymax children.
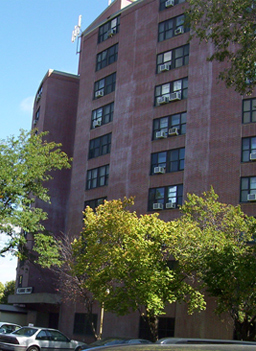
<box><xmin>0</xmin><ymin>280</ymin><xmax>15</xmax><ymax>304</ymax></box>
<box><xmin>187</xmin><ymin>0</ymin><xmax>256</xmax><ymax>94</ymax></box>
<box><xmin>175</xmin><ymin>188</ymin><xmax>256</xmax><ymax>340</ymax></box>
<box><xmin>71</xmin><ymin>198</ymin><xmax>205</xmax><ymax>341</ymax></box>
<box><xmin>0</xmin><ymin>130</ymin><xmax>71</xmax><ymax>263</ymax></box>
<box><xmin>0</xmin><ymin>282</ymin><xmax>4</xmax><ymax>302</ymax></box>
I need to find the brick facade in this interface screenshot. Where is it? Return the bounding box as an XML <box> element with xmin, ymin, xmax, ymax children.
<box><xmin>11</xmin><ymin>0</ymin><xmax>256</xmax><ymax>342</ymax></box>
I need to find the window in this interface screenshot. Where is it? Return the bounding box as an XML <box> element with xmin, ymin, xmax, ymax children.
<box><xmin>159</xmin><ymin>0</ymin><xmax>186</xmax><ymax>11</ymax></box>
<box><xmin>98</xmin><ymin>16</ymin><xmax>120</xmax><ymax>43</ymax></box>
<box><xmin>94</xmin><ymin>73</ymin><xmax>116</xmax><ymax>99</ymax></box>
<box><xmin>91</xmin><ymin>102</ymin><xmax>114</xmax><ymax>128</ymax></box>
<box><xmin>96</xmin><ymin>44</ymin><xmax>119</xmax><ymax>71</ymax></box>
<box><xmin>86</xmin><ymin>165</ymin><xmax>109</xmax><ymax>190</ymax></box>
<box><xmin>18</xmin><ymin>275</ymin><xmax>23</xmax><ymax>288</ymax></box>
<box><xmin>73</xmin><ymin>313</ymin><xmax>98</xmax><ymax>336</ymax></box>
<box><xmin>157</xmin><ymin>45</ymin><xmax>189</xmax><ymax>73</ymax></box>
<box><xmin>158</xmin><ymin>317</ymin><xmax>175</xmax><ymax>339</ymax></box>
<box><xmin>148</xmin><ymin>184</ymin><xmax>183</xmax><ymax>210</ymax></box>
<box><xmin>153</xmin><ymin>112</ymin><xmax>186</xmax><ymax>139</ymax></box>
<box><xmin>158</xmin><ymin>15</ymin><xmax>188</xmax><ymax>42</ymax></box>
<box><xmin>36</xmin><ymin>85</ymin><xmax>43</xmax><ymax>103</ymax></box>
<box><xmin>89</xmin><ymin>133</ymin><xmax>111</xmax><ymax>159</ymax></box>
<box><xmin>34</xmin><ymin>107</ymin><xmax>40</xmax><ymax>125</ymax></box>
<box><xmin>151</xmin><ymin>148</ymin><xmax>185</xmax><ymax>174</ymax></box>
<box><xmin>241</xmin><ymin>177</ymin><xmax>256</xmax><ymax>202</ymax></box>
<box><xmin>84</xmin><ymin>197</ymin><xmax>107</xmax><ymax>211</ymax></box>
<box><xmin>242</xmin><ymin>137</ymin><xmax>256</xmax><ymax>162</ymax></box>
<box><xmin>242</xmin><ymin>98</ymin><xmax>256</xmax><ymax>123</ymax></box>
<box><xmin>47</xmin><ymin>330</ymin><xmax>69</xmax><ymax>342</ymax></box>
<box><xmin>155</xmin><ymin>77</ymin><xmax>188</xmax><ymax>106</ymax></box>
<box><xmin>139</xmin><ymin>316</ymin><xmax>175</xmax><ymax>340</ymax></box>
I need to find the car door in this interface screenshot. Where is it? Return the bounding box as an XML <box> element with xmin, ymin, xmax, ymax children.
<box><xmin>36</xmin><ymin>330</ymin><xmax>53</xmax><ymax>351</ymax></box>
<box><xmin>47</xmin><ymin>330</ymin><xmax>73</xmax><ymax>350</ymax></box>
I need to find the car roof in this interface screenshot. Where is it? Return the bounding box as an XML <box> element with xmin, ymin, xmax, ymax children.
<box><xmin>80</xmin><ymin>343</ymin><xmax>256</xmax><ymax>351</ymax></box>
<box><xmin>157</xmin><ymin>338</ymin><xmax>256</xmax><ymax>345</ymax></box>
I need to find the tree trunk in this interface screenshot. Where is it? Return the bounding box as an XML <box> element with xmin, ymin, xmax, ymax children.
<box><xmin>234</xmin><ymin>315</ymin><xmax>256</xmax><ymax>341</ymax></box>
<box><xmin>147</xmin><ymin>315</ymin><xmax>159</xmax><ymax>342</ymax></box>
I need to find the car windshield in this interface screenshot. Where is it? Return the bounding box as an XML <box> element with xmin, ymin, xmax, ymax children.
<box><xmin>12</xmin><ymin>327</ymin><xmax>37</xmax><ymax>337</ymax></box>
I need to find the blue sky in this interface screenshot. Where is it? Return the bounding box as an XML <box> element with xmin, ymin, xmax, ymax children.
<box><xmin>0</xmin><ymin>0</ymin><xmax>110</xmax><ymax>284</ymax></box>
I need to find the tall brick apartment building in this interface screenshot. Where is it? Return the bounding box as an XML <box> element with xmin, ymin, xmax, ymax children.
<box><xmin>9</xmin><ymin>0</ymin><xmax>256</xmax><ymax>342</ymax></box>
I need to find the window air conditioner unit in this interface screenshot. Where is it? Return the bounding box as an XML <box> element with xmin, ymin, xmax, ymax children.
<box><xmin>17</xmin><ymin>287</ymin><xmax>33</xmax><ymax>294</ymax></box>
<box><xmin>95</xmin><ymin>89</ymin><xmax>104</xmax><ymax>98</ymax></box>
<box><xmin>159</xmin><ymin>63</ymin><xmax>170</xmax><ymax>72</ymax></box>
<box><xmin>169</xmin><ymin>127</ymin><xmax>179</xmax><ymax>136</ymax></box>
<box><xmin>247</xmin><ymin>193</ymin><xmax>256</xmax><ymax>201</ymax></box>
<box><xmin>153</xmin><ymin>203</ymin><xmax>164</xmax><ymax>210</ymax></box>
<box><xmin>175</xmin><ymin>26</ymin><xmax>184</xmax><ymax>35</ymax></box>
<box><xmin>169</xmin><ymin>91</ymin><xmax>181</xmax><ymax>101</ymax></box>
<box><xmin>93</xmin><ymin>119</ymin><xmax>102</xmax><ymax>128</ymax></box>
<box><xmin>165</xmin><ymin>0</ymin><xmax>174</xmax><ymax>7</ymax></box>
<box><xmin>108</xmin><ymin>28</ymin><xmax>117</xmax><ymax>37</ymax></box>
<box><xmin>157</xmin><ymin>96</ymin><xmax>169</xmax><ymax>105</ymax></box>
<box><xmin>250</xmin><ymin>152</ymin><xmax>256</xmax><ymax>161</ymax></box>
<box><xmin>154</xmin><ymin>166</ymin><xmax>165</xmax><ymax>174</ymax></box>
<box><xmin>166</xmin><ymin>202</ymin><xmax>176</xmax><ymax>209</ymax></box>
<box><xmin>156</xmin><ymin>131</ymin><xmax>167</xmax><ymax>139</ymax></box>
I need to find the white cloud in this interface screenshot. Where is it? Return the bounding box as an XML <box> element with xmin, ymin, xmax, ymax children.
<box><xmin>20</xmin><ymin>96</ymin><xmax>34</xmax><ymax>114</ymax></box>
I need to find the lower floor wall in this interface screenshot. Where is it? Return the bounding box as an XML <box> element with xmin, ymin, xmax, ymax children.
<box><xmin>7</xmin><ymin>296</ymin><xmax>233</xmax><ymax>343</ymax></box>
<box><xmin>0</xmin><ymin>310</ymin><xmax>27</xmax><ymax>326</ymax></box>
<box><xmin>56</xmin><ymin>297</ymin><xmax>233</xmax><ymax>343</ymax></box>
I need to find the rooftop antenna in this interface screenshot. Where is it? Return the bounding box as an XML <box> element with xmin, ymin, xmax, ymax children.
<box><xmin>71</xmin><ymin>15</ymin><xmax>82</xmax><ymax>54</ymax></box>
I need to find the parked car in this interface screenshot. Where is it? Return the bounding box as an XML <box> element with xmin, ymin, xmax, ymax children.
<box><xmin>124</xmin><ymin>339</ymin><xmax>152</xmax><ymax>345</ymax></box>
<box><xmin>82</xmin><ymin>338</ymin><xmax>152</xmax><ymax>350</ymax></box>
<box><xmin>156</xmin><ymin>338</ymin><xmax>256</xmax><ymax>345</ymax></box>
<box><xmin>0</xmin><ymin>326</ymin><xmax>87</xmax><ymax>351</ymax></box>
<box><xmin>0</xmin><ymin>322</ymin><xmax>21</xmax><ymax>334</ymax></box>
<box><xmin>79</xmin><ymin>343</ymin><xmax>256</xmax><ymax>351</ymax></box>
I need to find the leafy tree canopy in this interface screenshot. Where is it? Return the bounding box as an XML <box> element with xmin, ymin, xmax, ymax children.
<box><xmin>175</xmin><ymin>188</ymin><xmax>256</xmax><ymax>340</ymax></box>
<box><xmin>0</xmin><ymin>280</ymin><xmax>15</xmax><ymax>304</ymax></box>
<box><xmin>187</xmin><ymin>0</ymin><xmax>256</xmax><ymax>94</ymax></box>
<box><xmin>0</xmin><ymin>282</ymin><xmax>4</xmax><ymax>302</ymax></box>
<box><xmin>72</xmin><ymin>197</ymin><xmax>205</xmax><ymax>341</ymax></box>
<box><xmin>0</xmin><ymin>130</ymin><xmax>71</xmax><ymax>262</ymax></box>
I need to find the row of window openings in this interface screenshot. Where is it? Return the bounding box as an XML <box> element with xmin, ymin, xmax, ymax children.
<box><xmin>87</xmin><ymin>147</ymin><xmax>184</xmax><ymax>179</ymax></box>
<box><xmin>96</xmin><ymin>41</ymin><xmax>189</xmax><ymax>75</ymax></box>
<box><xmin>241</xmin><ymin>177</ymin><xmax>256</xmax><ymax>202</ymax></box>
<box><xmin>85</xmin><ymin>175</ymin><xmax>256</xmax><ymax>213</ymax></box>
<box><xmin>91</xmin><ymin>110</ymin><xmax>185</xmax><ymax>153</ymax></box>
<box><xmin>159</xmin><ymin>0</ymin><xmax>186</xmax><ymax>11</ymax></box>
<box><xmin>85</xmin><ymin>184</ymin><xmax>183</xmax><ymax>212</ymax></box>
<box><xmin>33</xmin><ymin>95</ymin><xmax>255</xmax><ymax>130</ymax></box>
<box><xmin>74</xmin><ymin>312</ymin><xmax>174</xmax><ymax>339</ymax></box>
<box><xmin>87</xmin><ymin>133</ymin><xmax>256</xmax><ymax>170</ymax></box>
<box><xmin>88</xmin><ymin>132</ymin><xmax>185</xmax><ymax>176</ymax></box>
<box><xmin>91</xmin><ymin>100</ymin><xmax>256</xmax><ymax>135</ymax></box>
<box><xmin>86</xmin><ymin>174</ymin><xmax>256</xmax><ymax>211</ymax></box>
<box><xmin>93</xmin><ymin>74</ymin><xmax>188</xmax><ymax>110</ymax></box>
<box><xmin>98</xmin><ymin>3</ymin><xmax>187</xmax><ymax>45</ymax></box>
